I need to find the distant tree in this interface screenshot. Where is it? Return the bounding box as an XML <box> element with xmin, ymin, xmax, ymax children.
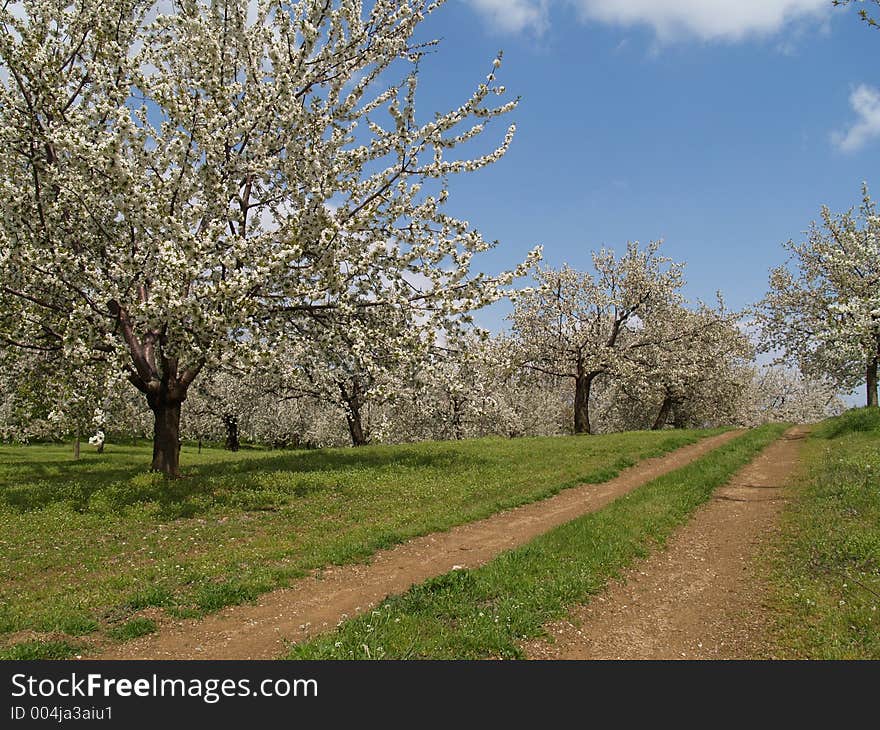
<box><xmin>625</xmin><ymin>300</ymin><xmax>753</xmax><ymax>430</ymax></box>
<box><xmin>402</xmin><ymin>332</ymin><xmax>495</xmax><ymax>441</ymax></box>
<box><xmin>370</xmin><ymin>332</ymin><xmax>570</xmax><ymax>442</ymax></box>
<box><xmin>756</xmin><ymin>189</ymin><xmax>880</xmax><ymax>407</ymax></box>
<box><xmin>273</xmin><ymin>306</ymin><xmax>430</xmax><ymax>447</ymax></box>
<box><xmin>184</xmin><ymin>370</ymin><xmax>258</xmax><ymax>451</ymax></box>
<box><xmin>510</xmin><ymin>242</ymin><xmax>685</xmax><ymax>434</ymax></box>
<box><xmin>736</xmin><ymin>366</ymin><xmax>846</xmax><ymax>426</ymax></box>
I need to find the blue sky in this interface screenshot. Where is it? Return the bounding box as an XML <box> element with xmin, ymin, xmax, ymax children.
<box><xmin>402</xmin><ymin>0</ymin><xmax>880</xmax><ymax>332</ymax></box>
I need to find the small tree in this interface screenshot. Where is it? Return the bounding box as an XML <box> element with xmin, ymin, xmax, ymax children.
<box><xmin>275</xmin><ymin>306</ymin><xmax>429</xmax><ymax>447</ymax></box>
<box><xmin>757</xmin><ymin>189</ymin><xmax>880</xmax><ymax>407</ymax></box>
<box><xmin>623</xmin><ymin>300</ymin><xmax>753</xmax><ymax>430</ymax></box>
<box><xmin>511</xmin><ymin>242</ymin><xmax>685</xmax><ymax>434</ymax></box>
<box><xmin>184</xmin><ymin>369</ymin><xmax>262</xmax><ymax>451</ymax></box>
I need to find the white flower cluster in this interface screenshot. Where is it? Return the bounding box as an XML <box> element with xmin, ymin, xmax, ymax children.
<box><xmin>756</xmin><ymin>185</ymin><xmax>880</xmax><ymax>404</ymax></box>
<box><xmin>510</xmin><ymin>241</ymin><xmax>692</xmax><ymax>433</ymax></box>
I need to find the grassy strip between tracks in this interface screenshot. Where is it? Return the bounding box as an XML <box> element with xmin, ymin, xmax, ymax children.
<box><xmin>287</xmin><ymin>423</ymin><xmax>787</xmax><ymax>659</ymax></box>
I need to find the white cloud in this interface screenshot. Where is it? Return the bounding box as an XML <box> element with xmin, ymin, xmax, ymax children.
<box><xmin>468</xmin><ymin>0</ymin><xmax>550</xmax><ymax>35</ymax></box>
<box><xmin>467</xmin><ymin>0</ymin><xmax>829</xmax><ymax>41</ymax></box>
<box><xmin>569</xmin><ymin>0</ymin><xmax>829</xmax><ymax>42</ymax></box>
<box><xmin>832</xmin><ymin>85</ymin><xmax>880</xmax><ymax>153</ymax></box>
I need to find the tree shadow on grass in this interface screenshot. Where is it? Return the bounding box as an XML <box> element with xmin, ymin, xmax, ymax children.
<box><xmin>0</xmin><ymin>445</ymin><xmax>487</xmax><ymax>516</ymax></box>
<box><xmin>1</xmin><ymin>460</ymin><xmax>148</xmax><ymax>485</ymax></box>
<box><xmin>190</xmin><ymin>443</ymin><xmax>483</xmax><ymax>478</ymax></box>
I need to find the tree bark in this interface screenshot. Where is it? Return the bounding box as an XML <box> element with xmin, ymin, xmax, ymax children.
<box><xmin>345</xmin><ymin>405</ymin><xmax>367</xmax><ymax>447</ymax></box>
<box><xmin>652</xmin><ymin>395</ymin><xmax>673</xmax><ymax>430</ymax></box>
<box><xmin>223</xmin><ymin>414</ymin><xmax>240</xmax><ymax>451</ymax></box>
<box><xmin>108</xmin><ymin>299</ymin><xmax>203</xmax><ymax>477</ymax></box>
<box><xmin>573</xmin><ymin>373</ymin><xmax>594</xmax><ymax>434</ymax></box>
<box><xmin>74</xmin><ymin>424</ymin><xmax>80</xmax><ymax>460</ymax></box>
<box><xmin>451</xmin><ymin>396</ymin><xmax>464</xmax><ymax>440</ymax></box>
<box><xmin>148</xmin><ymin>398</ymin><xmax>182</xmax><ymax>477</ymax></box>
<box><xmin>340</xmin><ymin>379</ymin><xmax>368</xmax><ymax>447</ymax></box>
<box><xmin>868</xmin><ymin>357</ymin><xmax>879</xmax><ymax>408</ymax></box>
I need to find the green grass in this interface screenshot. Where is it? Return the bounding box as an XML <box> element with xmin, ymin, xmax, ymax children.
<box><xmin>0</xmin><ymin>640</ymin><xmax>82</xmax><ymax>660</ymax></box>
<box><xmin>106</xmin><ymin>617</ymin><xmax>157</xmax><ymax>642</ymax></box>
<box><xmin>287</xmin><ymin>424</ymin><xmax>785</xmax><ymax>660</ymax></box>
<box><xmin>769</xmin><ymin>408</ymin><xmax>880</xmax><ymax>659</ymax></box>
<box><xmin>0</xmin><ymin>428</ymin><xmax>719</xmax><ymax>655</ymax></box>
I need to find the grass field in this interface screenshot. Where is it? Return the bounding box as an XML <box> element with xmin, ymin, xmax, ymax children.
<box><xmin>769</xmin><ymin>409</ymin><xmax>880</xmax><ymax>659</ymax></box>
<box><xmin>287</xmin><ymin>424</ymin><xmax>785</xmax><ymax>660</ymax></box>
<box><xmin>0</xmin><ymin>429</ymin><xmax>717</xmax><ymax>659</ymax></box>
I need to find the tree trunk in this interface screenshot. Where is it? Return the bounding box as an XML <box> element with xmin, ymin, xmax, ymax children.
<box><xmin>340</xmin><ymin>379</ymin><xmax>368</xmax><ymax>447</ymax></box>
<box><xmin>573</xmin><ymin>373</ymin><xmax>594</xmax><ymax>434</ymax></box>
<box><xmin>652</xmin><ymin>395</ymin><xmax>673</xmax><ymax>430</ymax></box>
<box><xmin>868</xmin><ymin>357</ymin><xmax>879</xmax><ymax>408</ymax></box>
<box><xmin>74</xmin><ymin>424</ymin><xmax>81</xmax><ymax>460</ymax></box>
<box><xmin>451</xmin><ymin>396</ymin><xmax>464</xmax><ymax>440</ymax></box>
<box><xmin>223</xmin><ymin>414</ymin><xmax>240</xmax><ymax>451</ymax></box>
<box><xmin>149</xmin><ymin>400</ymin><xmax>182</xmax><ymax>477</ymax></box>
<box><xmin>345</xmin><ymin>405</ymin><xmax>367</xmax><ymax>447</ymax></box>
<box><xmin>107</xmin><ymin>298</ymin><xmax>204</xmax><ymax>478</ymax></box>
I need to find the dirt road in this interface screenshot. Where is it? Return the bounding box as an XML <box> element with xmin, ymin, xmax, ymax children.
<box><xmin>95</xmin><ymin>430</ymin><xmax>741</xmax><ymax>660</ymax></box>
<box><xmin>523</xmin><ymin>426</ymin><xmax>806</xmax><ymax>660</ymax></box>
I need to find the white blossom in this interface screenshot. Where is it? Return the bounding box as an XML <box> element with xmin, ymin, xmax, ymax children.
<box><xmin>756</xmin><ymin>186</ymin><xmax>880</xmax><ymax>406</ymax></box>
<box><xmin>0</xmin><ymin>0</ymin><xmax>536</xmax><ymax>473</ymax></box>
<box><xmin>510</xmin><ymin>241</ymin><xmax>685</xmax><ymax>434</ymax></box>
